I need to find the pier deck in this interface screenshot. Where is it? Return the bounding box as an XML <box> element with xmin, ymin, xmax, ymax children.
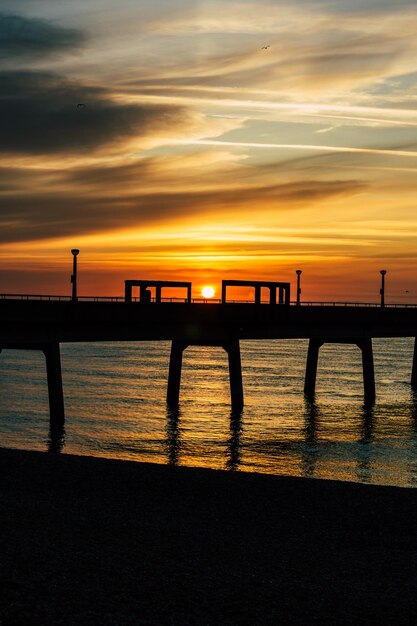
<box><xmin>1</xmin><ymin>299</ymin><xmax>417</xmax><ymax>344</ymax></box>
<box><xmin>1</xmin><ymin>298</ymin><xmax>417</xmax><ymax>421</ymax></box>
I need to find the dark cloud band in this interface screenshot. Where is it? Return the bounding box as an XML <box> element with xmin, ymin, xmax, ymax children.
<box><xmin>0</xmin><ymin>13</ymin><xmax>85</xmax><ymax>57</ymax></box>
<box><xmin>0</xmin><ymin>71</ymin><xmax>188</xmax><ymax>154</ymax></box>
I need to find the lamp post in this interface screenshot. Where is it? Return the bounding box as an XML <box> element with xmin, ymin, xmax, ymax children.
<box><xmin>296</xmin><ymin>269</ymin><xmax>302</xmax><ymax>305</ymax></box>
<box><xmin>380</xmin><ymin>269</ymin><xmax>386</xmax><ymax>308</ymax></box>
<box><xmin>71</xmin><ymin>249</ymin><xmax>80</xmax><ymax>301</ymax></box>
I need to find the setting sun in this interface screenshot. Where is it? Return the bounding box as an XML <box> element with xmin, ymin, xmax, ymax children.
<box><xmin>201</xmin><ymin>286</ymin><xmax>215</xmax><ymax>299</ymax></box>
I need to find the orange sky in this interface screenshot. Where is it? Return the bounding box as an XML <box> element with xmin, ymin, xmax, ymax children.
<box><xmin>1</xmin><ymin>1</ymin><xmax>417</xmax><ymax>302</ymax></box>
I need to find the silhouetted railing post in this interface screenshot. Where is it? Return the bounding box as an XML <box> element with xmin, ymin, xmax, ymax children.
<box><xmin>71</xmin><ymin>249</ymin><xmax>79</xmax><ymax>302</ymax></box>
<box><xmin>357</xmin><ymin>339</ymin><xmax>376</xmax><ymax>401</ymax></box>
<box><xmin>167</xmin><ymin>341</ymin><xmax>187</xmax><ymax>405</ymax></box>
<box><xmin>42</xmin><ymin>342</ymin><xmax>65</xmax><ymax>428</ymax></box>
<box><xmin>412</xmin><ymin>338</ymin><xmax>417</xmax><ymax>388</ymax></box>
<box><xmin>223</xmin><ymin>339</ymin><xmax>244</xmax><ymax>410</ymax></box>
<box><xmin>304</xmin><ymin>339</ymin><xmax>323</xmax><ymax>396</ymax></box>
<box><xmin>380</xmin><ymin>270</ymin><xmax>386</xmax><ymax>308</ymax></box>
<box><xmin>296</xmin><ymin>270</ymin><xmax>302</xmax><ymax>305</ymax></box>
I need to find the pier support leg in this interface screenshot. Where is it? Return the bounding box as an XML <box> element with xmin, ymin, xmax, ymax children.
<box><xmin>167</xmin><ymin>341</ymin><xmax>187</xmax><ymax>406</ymax></box>
<box><xmin>412</xmin><ymin>338</ymin><xmax>417</xmax><ymax>388</ymax></box>
<box><xmin>223</xmin><ymin>340</ymin><xmax>244</xmax><ymax>410</ymax></box>
<box><xmin>42</xmin><ymin>342</ymin><xmax>65</xmax><ymax>428</ymax></box>
<box><xmin>304</xmin><ymin>339</ymin><xmax>323</xmax><ymax>397</ymax></box>
<box><xmin>357</xmin><ymin>339</ymin><xmax>376</xmax><ymax>401</ymax></box>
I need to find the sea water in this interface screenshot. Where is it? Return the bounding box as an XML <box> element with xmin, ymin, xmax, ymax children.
<box><xmin>1</xmin><ymin>338</ymin><xmax>417</xmax><ymax>487</ymax></box>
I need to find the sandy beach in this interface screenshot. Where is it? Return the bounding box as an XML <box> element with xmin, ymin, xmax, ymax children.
<box><xmin>1</xmin><ymin>447</ymin><xmax>417</xmax><ymax>625</ymax></box>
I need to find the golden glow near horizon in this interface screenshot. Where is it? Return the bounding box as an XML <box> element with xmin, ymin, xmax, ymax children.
<box><xmin>1</xmin><ymin>0</ymin><xmax>417</xmax><ymax>301</ymax></box>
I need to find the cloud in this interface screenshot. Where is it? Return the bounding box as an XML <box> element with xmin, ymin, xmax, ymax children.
<box><xmin>114</xmin><ymin>2</ymin><xmax>417</xmax><ymax>97</ymax></box>
<box><xmin>0</xmin><ymin>157</ymin><xmax>365</xmax><ymax>243</ymax></box>
<box><xmin>178</xmin><ymin>139</ymin><xmax>417</xmax><ymax>160</ymax></box>
<box><xmin>0</xmin><ymin>71</ymin><xmax>192</xmax><ymax>155</ymax></box>
<box><xmin>0</xmin><ymin>12</ymin><xmax>85</xmax><ymax>58</ymax></box>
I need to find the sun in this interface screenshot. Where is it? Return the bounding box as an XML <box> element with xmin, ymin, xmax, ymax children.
<box><xmin>201</xmin><ymin>285</ymin><xmax>215</xmax><ymax>299</ymax></box>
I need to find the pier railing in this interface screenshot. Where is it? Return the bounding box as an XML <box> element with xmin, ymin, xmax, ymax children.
<box><xmin>1</xmin><ymin>293</ymin><xmax>416</xmax><ymax>307</ymax></box>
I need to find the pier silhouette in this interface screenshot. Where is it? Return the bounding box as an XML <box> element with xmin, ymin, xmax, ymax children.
<box><xmin>1</xmin><ymin>278</ymin><xmax>417</xmax><ymax>432</ymax></box>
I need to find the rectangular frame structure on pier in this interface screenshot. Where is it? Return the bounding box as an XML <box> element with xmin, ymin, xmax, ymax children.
<box><xmin>125</xmin><ymin>280</ymin><xmax>192</xmax><ymax>303</ymax></box>
<box><xmin>221</xmin><ymin>280</ymin><xmax>291</xmax><ymax>305</ymax></box>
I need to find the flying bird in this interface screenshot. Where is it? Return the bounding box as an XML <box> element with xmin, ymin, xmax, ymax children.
<box><xmin>261</xmin><ymin>45</ymin><xmax>270</xmax><ymax>50</ymax></box>
<box><xmin>76</xmin><ymin>103</ymin><xmax>86</xmax><ymax>108</ymax></box>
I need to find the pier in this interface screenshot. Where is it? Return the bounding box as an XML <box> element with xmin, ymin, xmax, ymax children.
<box><xmin>1</xmin><ymin>278</ymin><xmax>417</xmax><ymax>428</ymax></box>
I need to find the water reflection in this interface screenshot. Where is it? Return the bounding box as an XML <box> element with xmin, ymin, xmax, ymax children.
<box><xmin>301</xmin><ymin>398</ymin><xmax>377</xmax><ymax>483</ymax></box>
<box><xmin>165</xmin><ymin>405</ymin><xmax>181</xmax><ymax>466</ymax></box>
<box><xmin>410</xmin><ymin>390</ymin><xmax>417</xmax><ymax>433</ymax></box>
<box><xmin>165</xmin><ymin>404</ymin><xmax>244</xmax><ymax>471</ymax></box>
<box><xmin>301</xmin><ymin>397</ymin><xmax>319</xmax><ymax>478</ymax></box>
<box><xmin>356</xmin><ymin>400</ymin><xmax>375</xmax><ymax>483</ymax></box>
<box><xmin>359</xmin><ymin>400</ymin><xmax>375</xmax><ymax>444</ymax></box>
<box><xmin>226</xmin><ymin>409</ymin><xmax>243</xmax><ymax>471</ymax></box>
<box><xmin>47</xmin><ymin>423</ymin><xmax>66</xmax><ymax>453</ymax></box>
<box><xmin>408</xmin><ymin>391</ymin><xmax>417</xmax><ymax>486</ymax></box>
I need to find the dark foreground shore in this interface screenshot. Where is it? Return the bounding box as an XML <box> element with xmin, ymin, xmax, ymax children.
<box><xmin>1</xmin><ymin>449</ymin><xmax>417</xmax><ymax>625</ymax></box>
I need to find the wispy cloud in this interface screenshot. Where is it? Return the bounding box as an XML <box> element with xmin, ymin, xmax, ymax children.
<box><xmin>106</xmin><ymin>1</ymin><xmax>417</xmax><ymax>98</ymax></box>
<box><xmin>175</xmin><ymin>139</ymin><xmax>417</xmax><ymax>159</ymax></box>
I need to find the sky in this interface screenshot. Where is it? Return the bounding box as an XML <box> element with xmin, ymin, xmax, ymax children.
<box><xmin>0</xmin><ymin>0</ymin><xmax>416</xmax><ymax>301</ymax></box>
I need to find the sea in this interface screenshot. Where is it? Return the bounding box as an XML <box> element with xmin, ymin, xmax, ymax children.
<box><xmin>1</xmin><ymin>338</ymin><xmax>417</xmax><ymax>487</ymax></box>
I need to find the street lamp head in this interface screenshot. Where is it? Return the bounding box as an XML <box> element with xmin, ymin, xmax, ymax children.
<box><xmin>380</xmin><ymin>269</ymin><xmax>386</xmax><ymax>276</ymax></box>
<box><xmin>71</xmin><ymin>249</ymin><xmax>80</xmax><ymax>256</ymax></box>
<box><xmin>296</xmin><ymin>269</ymin><xmax>302</xmax><ymax>275</ymax></box>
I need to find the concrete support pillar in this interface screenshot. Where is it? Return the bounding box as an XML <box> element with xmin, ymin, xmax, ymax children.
<box><xmin>304</xmin><ymin>339</ymin><xmax>323</xmax><ymax>396</ymax></box>
<box><xmin>357</xmin><ymin>339</ymin><xmax>376</xmax><ymax>401</ymax></box>
<box><xmin>167</xmin><ymin>340</ymin><xmax>244</xmax><ymax>409</ymax></box>
<box><xmin>167</xmin><ymin>341</ymin><xmax>187</xmax><ymax>406</ymax></box>
<box><xmin>42</xmin><ymin>342</ymin><xmax>65</xmax><ymax>428</ymax></box>
<box><xmin>254</xmin><ymin>286</ymin><xmax>261</xmax><ymax>305</ymax></box>
<box><xmin>223</xmin><ymin>339</ymin><xmax>244</xmax><ymax>410</ymax></box>
<box><xmin>411</xmin><ymin>338</ymin><xmax>417</xmax><ymax>388</ymax></box>
<box><xmin>305</xmin><ymin>338</ymin><xmax>376</xmax><ymax>400</ymax></box>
